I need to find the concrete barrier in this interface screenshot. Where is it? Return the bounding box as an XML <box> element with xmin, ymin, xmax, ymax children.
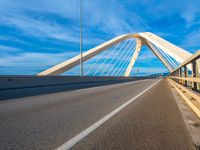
<box><xmin>0</xmin><ymin>75</ymin><xmax>152</xmax><ymax>91</ymax></box>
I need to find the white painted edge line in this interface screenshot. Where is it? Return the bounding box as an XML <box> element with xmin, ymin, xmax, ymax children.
<box><xmin>55</xmin><ymin>79</ymin><xmax>161</xmax><ymax>150</ymax></box>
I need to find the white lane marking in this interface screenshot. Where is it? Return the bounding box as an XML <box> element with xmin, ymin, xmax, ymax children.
<box><xmin>55</xmin><ymin>80</ymin><xmax>161</xmax><ymax>150</ymax></box>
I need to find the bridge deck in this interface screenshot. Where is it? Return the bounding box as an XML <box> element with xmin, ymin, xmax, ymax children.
<box><xmin>0</xmin><ymin>79</ymin><xmax>195</xmax><ymax>150</ymax></box>
<box><xmin>74</xmin><ymin>79</ymin><xmax>195</xmax><ymax>150</ymax></box>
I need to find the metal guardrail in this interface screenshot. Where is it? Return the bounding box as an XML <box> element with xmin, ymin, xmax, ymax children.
<box><xmin>168</xmin><ymin>50</ymin><xmax>200</xmax><ymax>118</ymax></box>
<box><xmin>168</xmin><ymin>50</ymin><xmax>200</xmax><ymax>92</ymax></box>
<box><xmin>168</xmin><ymin>78</ymin><xmax>200</xmax><ymax>119</ymax></box>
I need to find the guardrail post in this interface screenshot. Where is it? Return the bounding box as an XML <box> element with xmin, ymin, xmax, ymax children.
<box><xmin>177</xmin><ymin>70</ymin><xmax>179</xmax><ymax>82</ymax></box>
<box><xmin>192</xmin><ymin>60</ymin><xmax>197</xmax><ymax>91</ymax></box>
<box><xmin>184</xmin><ymin>65</ymin><xmax>188</xmax><ymax>87</ymax></box>
<box><xmin>179</xmin><ymin>67</ymin><xmax>182</xmax><ymax>84</ymax></box>
<box><xmin>175</xmin><ymin>70</ymin><xmax>178</xmax><ymax>82</ymax></box>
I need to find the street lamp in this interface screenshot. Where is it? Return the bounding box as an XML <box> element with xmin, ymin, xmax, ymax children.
<box><xmin>79</xmin><ymin>0</ymin><xmax>83</xmax><ymax>76</ymax></box>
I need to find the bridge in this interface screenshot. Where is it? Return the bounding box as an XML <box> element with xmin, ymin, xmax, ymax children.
<box><xmin>0</xmin><ymin>32</ymin><xmax>200</xmax><ymax>150</ymax></box>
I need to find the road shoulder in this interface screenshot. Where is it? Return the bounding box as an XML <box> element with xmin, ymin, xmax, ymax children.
<box><xmin>169</xmin><ymin>80</ymin><xmax>200</xmax><ymax>150</ymax></box>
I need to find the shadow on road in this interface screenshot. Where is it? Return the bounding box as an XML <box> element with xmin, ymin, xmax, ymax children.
<box><xmin>0</xmin><ymin>78</ymin><xmax>151</xmax><ymax>101</ymax></box>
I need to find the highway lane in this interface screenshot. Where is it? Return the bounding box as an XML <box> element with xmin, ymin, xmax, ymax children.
<box><xmin>73</xmin><ymin>79</ymin><xmax>195</xmax><ymax>150</ymax></box>
<box><xmin>0</xmin><ymin>79</ymin><xmax>195</xmax><ymax>149</ymax></box>
<box><xmin>0</xmin><ymin>79</ymin><xmax>158</xmax><ymax>149</ymax></box>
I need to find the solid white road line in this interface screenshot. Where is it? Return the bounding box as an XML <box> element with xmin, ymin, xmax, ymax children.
<box><xmin>55</xmin><ymin>80</ymin><xmax>161</xmax><ymax>150</ymax></box>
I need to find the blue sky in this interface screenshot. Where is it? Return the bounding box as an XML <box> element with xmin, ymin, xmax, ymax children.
<box><xmin>0</xmin><ymin>0</ymin><xmax>199</xmax><ymax>75</ymax></box>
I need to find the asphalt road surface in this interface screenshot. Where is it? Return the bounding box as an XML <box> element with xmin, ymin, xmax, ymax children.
<box><xmin>0</xmin><ymin>79</ymin><xmax>195</xmax><ymax>150</ymax></box>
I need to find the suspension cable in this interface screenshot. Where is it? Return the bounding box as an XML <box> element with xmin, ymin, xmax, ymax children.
<box><xmin>98</xmin><ymin>40</ymin><xmax>129</xmax><ymax>76</ymax></box>
<box><xmin>156</xmin><ymin>47</ymin><xmax>178</xmax><ymax>69</ymax></box>
<box><xmin>104</xmin><ymin>40</ymin><xmax>132</xmax><ymax>76</ymax></box>
<box><xmin>93</xmin><ymin>42</ymin><xmax>122</xmax><ymax>76</ymax></box>
<box><xmin>85</xmin><ymin>42</ymin><xmax>121</xmax><ymax>75</ymax></box>
<box><xmin>108</xmin><ymin>40</ymin><xmax>133</xmax><ymax>76</ymax></box>
<box><xmin>111</xmin><ymin>40</ymin><xmax>136</xmax><ymax>76</ymax></box>
<box><xmin>160</xmin><ymin>47</ymin><xmax>179</xmax><ymax>67</ymax></box>
<box><xmin>118</xmin><ymin>41</ymin><xmax>136</xmax><ymax>76</ymax></box>
<box><xmin>93</xmin><ymin>41</ymin><xmax>125</xmax><ymax>76</ymax></box>
<box><xmin>157</xmin><ymin>47</ymin><xmax>176</xmax><ymax>68</ymax></box>
<box><xmin>113</xmin><ymin>41</ymin><xmax>136</xmax><ymax>76</ymax></box>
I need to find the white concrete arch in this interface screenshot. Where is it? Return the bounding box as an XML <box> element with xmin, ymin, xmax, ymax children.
<box><xmin>37</xmin><ymin>32</ymin><xmax>192</xmax><ymax>76</ymax></box>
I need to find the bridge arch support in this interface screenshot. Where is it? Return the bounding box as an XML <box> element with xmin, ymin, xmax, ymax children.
<box><xmin>37</xmin><ymin>32</ymin><xmax>192</xmax><ymax>76</ymax></box>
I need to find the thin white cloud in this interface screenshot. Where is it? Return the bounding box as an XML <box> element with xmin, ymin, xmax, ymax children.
<box><xmin>181</xmin><ymin>29</ymin><xmax>200</xmax><ymax>52</ymax></box>
<box><xmin>0</xmin><ymin>0</ymin><xmax>78</xmax><ymax>19</ymax></box>
<box><xmin>0</xmin><ymin>15</ymin><xmax>79</xmax><ymax>42</ymax></box>
<box><xmin>0</xmin><ymin>45</ymin><xmax>22</xmax><ymax>56</ymax></box>
<box><xmin>0</xmin><ymin>0</ymin><xmax>150</xmax><ymax>42</ymax></box>
<box><xmin>0</xmin><ymin>51</ymin><xmax>78</xmax><ymax>67</ymax></box>
<box><xmin>0</xmin><ymin>35</ymin><xmax>33</xmax><ymax>46</ymax></box>
<box><xmin>82</xmin><ymin>0</ymin><xmax>150</xmax><ymax>35</ymax></box>
<box><xmin>0</xmin><ymin>45</ymin><xmax>20</xmax><ymax>52</ymax></box>
<box><xmin>1</xmin><ymin>15</ymin><xmax>107</xmax><ymax>46</ymax></box>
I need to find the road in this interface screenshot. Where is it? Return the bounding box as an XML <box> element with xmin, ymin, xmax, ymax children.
<box><xmin>0</xmin><ymin>79</ymin><xmax>195</xmax><ymax>150</ymax></box>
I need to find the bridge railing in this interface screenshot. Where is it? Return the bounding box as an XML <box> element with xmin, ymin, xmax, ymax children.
<box><xmin>168</xmin><ymin>50</ymin><xmax>200</xmax><ymax>91</ymax></box>
<box><xmin>168</xmin><ymin>50</ymin><xmax>200</xmax><ymax>118</ymax></box>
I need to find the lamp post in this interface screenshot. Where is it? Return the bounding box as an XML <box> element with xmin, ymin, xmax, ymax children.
<box><xmin>80</xmin><ymin>0</ymin><xmax>83</xmax><ymax>76</ymax></box>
